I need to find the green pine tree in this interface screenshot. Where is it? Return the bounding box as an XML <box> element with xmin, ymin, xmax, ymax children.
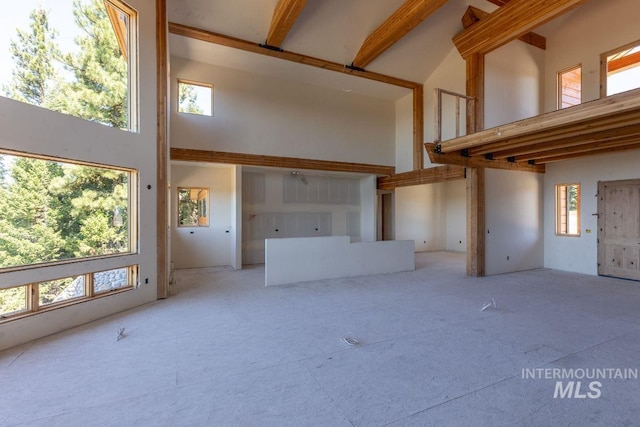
<box><xmin>3</xmin><ymin>8</ymin><xmax>60</xmax><ymax>106</ymax></box>
<box><xmin>179</xmin><ymin>83</ymin><xmax>204</xmax><ymax>115</ymax></box>
<box><xmin>52</xmin><ymin>0</ymin><xmax>128</xmax><ymax>128</ymax></box>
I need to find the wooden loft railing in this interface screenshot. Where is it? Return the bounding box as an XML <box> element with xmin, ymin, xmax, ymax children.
<box><xmin>426</xmin><ymin>88</ymin><xmax>640</xmax><ymax>173</ymax></box>
<box><xmin>433</xmin><ymin>88</ymin><xmax>475</xmax><ymax>143</ymax></box>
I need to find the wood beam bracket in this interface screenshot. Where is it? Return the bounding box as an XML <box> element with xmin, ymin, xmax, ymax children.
<box><xmin>259</xmin><ymin>43</ymin><xmax>284</xmax><ymax>52</ymax></box>
<box><xmin>461</xmin><ymin>149</ymin><xmax>470</xmax><ymax>157</ymax></box>
<box><xmin>346</xmin><ymin>64</ymin><xmax>366</xmax><ymax>72</ymax></box>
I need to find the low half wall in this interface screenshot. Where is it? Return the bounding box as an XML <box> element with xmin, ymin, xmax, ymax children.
<box><xmin>265</xmin><ymin>236</ymin><xmax>415</xmax><ymax>286</ymax></box>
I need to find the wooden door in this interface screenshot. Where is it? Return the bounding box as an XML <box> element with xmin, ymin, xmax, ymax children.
<box><xmin>597</xmin><ymin>179</ymin><xmax>640</xmax><ymax>280</ymax></box>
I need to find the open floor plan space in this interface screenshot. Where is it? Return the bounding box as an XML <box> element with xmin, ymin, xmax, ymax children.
<box><xmin>2</xmin><ymin>252</ymin><xmax>640</xmax><ymax>426</ymax></box>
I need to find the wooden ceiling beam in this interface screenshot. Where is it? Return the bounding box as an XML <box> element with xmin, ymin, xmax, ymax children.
<box><xmin>486</xmin><ymin>0</ymin><xmax>510</xmax><ymax>6</ymax></box>
<box><xmin>453</xmin><ymin>0</ymin><xmax>585</xmax><ymax>58</ymax></box>
<box><xmin>265</xmin><ymin>0</ymin><xmax>307</xmax><ymax>48</ymax></box>
<box><xmin>608</xmin><ymin>51</ymin><xmax>640</xmax><ymax>73</ymax></box>
<box><xmin>462</xmin><ymin>6</ymin><xmax>545</xmax><ymax>50</ymax></box>
<box><xmin>171</xmin><ymin>148</ymin><xmax>395</xmax><ymax>176</ymax></box>
<box><xmin>352</xmin><ymin>0</ymin><xmax>448</xmax><ymax>69</ymax></box>
<box><xmin>516</xmin><ymin>135</ymin><xmax>640</xmax><ymax>162</ymax></box>
<box><xmin>169</xmin><ymin>22</ymin><xmax>420</xmax><ymax>89</ymax></box>
<box><xmin>537</xmin><ymin>144</ymin><xmax>640</xmax><ymax>164</ymax></box>
<box><xmin>425</xmin><ymin>143</ymin><xmax>545</xmax><ymax>173</ymax></box>
<box><xmin>489</xmin><ymin>123</ymin><xmax>640</xmax><ymax>159</ymax></box>
<box><xmin>377</xmin><ymin>165</ymin><xmax>464</xmax><ymax>190</ymax></box>
<box><xmin>438</xmin><ymin>88</ymin><xmax>640</xmax><ymax>153</ymax></box>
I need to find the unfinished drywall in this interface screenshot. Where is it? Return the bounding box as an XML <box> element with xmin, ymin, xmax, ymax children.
<box><xmin>265</xmin><ymin>236</ymin><xmax>415</xmax><ymax>286</ymax></box>
<box><xmin>242</xmin><ymin>169</ymin><xmax>374</xmax><ymax>264</ymax></box>
<box><xmin>485</xmin><ymin>169</ymin><xmax>544</xmax><ymax>275</ymax></box>
<box><xmin>544</xmin><ymin>151</ymin><xmax>640</xmax><ymax>275</ymax></box>
<box><xmin>485</xmin><ymin>42</ymin><xmax>545</xmax><ymax>128</ymax></box>
<box><xmin>395</xmin><ymin>183</ymin><xmax>447</xmax><ymax>252</ymax></box>
<box><xmin>0</xmin><ymin>0</ymin><xmax>158</xmax><ymax>351</ymax></box>
<box><xmin>543</xmin><ymin>0</ymin><xmax>640</xmax><ymax>111</ymax></box>
<box><xmin>171</xmin><ymin>163</ymin><xmax>235</xmax><ymax>269</ymax></box>
<box><xmin>170</xmin><ymin>57</ymin><xmax>395</xmax><ymax>167</ymax></box>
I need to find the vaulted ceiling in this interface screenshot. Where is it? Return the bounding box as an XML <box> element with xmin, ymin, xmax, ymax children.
<box><xmin>167</xmin><ymin>0</ymin><xmax>501</xmax><ymax>100</ymax></box>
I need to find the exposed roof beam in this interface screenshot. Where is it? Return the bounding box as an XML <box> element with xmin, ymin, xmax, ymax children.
<box><xmin>538</xmin><ymin>144</ymin><xmax>640</xmax><ymax>164</ymax></box>
<box><xmin>377</xmin><ymin>165</ymin><xmax>464</xmax><ymax>190</ymax></box>
<box><xmin>425</xmin><ymin>143</ymin><xmax>545</xmax><ymax>173</ymax></box>
<box><xmin>352</xmin><ymin>0</ymin><xmax>448</xmax><ymax>69</ymax></box>
<box><xmin>169</xmin><ymin>22</ymin><xmax>419</xmax><ymax>89</ymax></box>
<box><xmin>462</xmin><ymin>6</ymin><xmax>545</xmax><ymax>50</ymax></box>
<box><xmin>516</xmin><ymin>135</ymin><xmax>640</xmax><ymax>162</ymax></box>
<box><xmin>265</xmin><ymin>0</ymin><xmax>307</xmax><ymax>48</ymax></box>
<box><xmin>608</xmin><ymin>51</ymin><xmax>640</xmax><ymax>73</ymax></box>
<box><xmin>171</xmin><ymin>148</ymin><xmax>395</xmax><ymax>176</ymax></box>
<box><xmin>453</xmin><ymin>0</ymin><xmax>586</xmax><ymax>58</ymax></box>
<box><xmin>486</xmin><ymin>0</ymin><xmax>510</xmax><ymax>6</ymax></box>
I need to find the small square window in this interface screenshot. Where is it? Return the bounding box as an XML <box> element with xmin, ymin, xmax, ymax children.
<box><xmin>178</xmin><ymin>80</ymin><xmax>213</xmax><ymax>116</ymax></box>
<box><xmin>558</xmin><ymin>65</ymin><xmax>582</xmax><ymax>109</ymax></box>
<box><xmin>178</xmin><ymin>188</ymin><xmax>209</xmax><ymax>227</ymax></box>
<box><xmin>556</xmin><ymin>183</ymin><xmax>580</xmax><ymax>236</ymax></box>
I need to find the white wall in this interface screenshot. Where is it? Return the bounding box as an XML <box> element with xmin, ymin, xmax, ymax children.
<box><xmin>483</xmin><ymin>41</ymin><xmax>545</xmax><ymax>274</ymax></box>
<box><xmin>445</xmin><ymin>180</ymin><xmax>466</xmax><ymax>252</ymax></box>
<box><xmin>543</xmin><ymin>0</ymin><xmax>640</xmax><ymax>112</ymax></box>
<box><xmin>544</xmin><ymin>150</ymin><xmax>640</xmax><ymax>275</ymax></box>
<box><xmin>395</xmin><ymin>183</ymin><xmax>447</xmax><ymax>252</ymax></box>
<box><xmin>485</xmin><ymin>42</ymin><xmax>545</xmax><ymax>128</ymax></box>
<box><xmin>359</xmin><ymin>175</ymin><xmax>377</xmax><ymax>242</ymax></box>
<box><xmin>170</xmin><ymin>57</ymin><xmax>395</xmax><ymax>167</ymax></box>
<box><xmin>171</xmin><ymin>163</ymin><xmax>235</xmax><ymax>269</ymax></box>
<box><xmin>541</xmin><ymin>0</ymin><xmax>640</xmax><ymax>275</ymax></box>
<box><xmin>485</xmin><ymin>170</ymin><xmax>544</xmax><ymax>275</ymax></box>
<box><xmin>0</xmin><ymin>0</ymin><xmax>158</xmax><ymax>351</ymax></box>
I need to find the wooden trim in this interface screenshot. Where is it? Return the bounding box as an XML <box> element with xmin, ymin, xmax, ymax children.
<box><xmin>168</xmin><ymin>22</ymin><xmax>420</xmax><ymax>90</ymax></box>
<box><xmin>156</xmin><ymin>0</ymin><xmax>168</xmax><ymax>299</ymax></box>
<box><xmin>466</xmin><ymin>167</ymin><xmax>485</xmax><ymax>277</ymax></box>
<box><xmin>266</xmin><ymin>0</ymin><xmax>307</xmax><ymax>48</ymax></box>
<box><xmin>453</xmin><ymin>0</ymin><xmax>585</xmax><ymax>58</ymax></box>
<box><xmin>486</xmin><ymin>0</ymin><xmax>510</xmax><ymax>6</ymax></box>
<box><xmin>377</xmin><ymin>165</ymin><xmax>465</xmax><ymax>190</ymax></box>
<box><xmin>352</xmin><ymin>0</ymin><xmax>448</xmax><ymax>69</ymax></box>
<box><xmin>461</xmin><ymin>6</ymin><xmax>546</xmax><ymax>50</ymax></box>
<box><xmin>104</xmin><ymin>1</ymin><xmax>129</xmax><ymax>60</ymax></box>
<box><xmin>426</xmin><ymin>144</ymin><xmax>545</xmax><ymax>173</ymax></box>
<box><xmin>413</xmin><ymin>85</ymin><xmax>425</xmax><ymax>170</ymax></box>
<box><xmin>466</xmin><ymin>53</ymin><xmax>484</xmax><ymax>132</ymax></box>
<box><xmin>171</xmin><ymin>148</ymin><xmax>395</xmax><ymax>176</ymax></box>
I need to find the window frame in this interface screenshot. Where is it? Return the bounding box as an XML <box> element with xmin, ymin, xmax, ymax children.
<box><xmin>0</xmin><ymin>149</ymin><xmax>139</xmax><ymax>274</ymax></box>
<box><xmin>0</xmin><ymin>266</ymin><xmax>138</xmax><ymax>322</ymax></box>
<box><xmin>555</xmin><ymin>183</ymin><xmax>581</xmax><ymax>237</ymax></box>
<box><xmin>177</xmin><ymin>187</ymin><xmax>210</xmax><ymax>227</ymax></box>
<box><xmin>177</xmin><ymin>79</ymin><xmax>214</xmax><ymax>116</ymax></box>
<box><xmin>600</xmin><ymin>39</ymin><xmax>640</xmax><ymax>98</ymax></box>
<box><xmin>557</xmin><ymin>64</ymin><xmax>582</xmax><ymax>110</ymax></box>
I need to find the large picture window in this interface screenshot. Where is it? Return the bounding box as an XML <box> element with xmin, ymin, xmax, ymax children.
<box><xmin>0</xmin><ymin>150</ymin><xmax>137</xmax><ymax>271</ymax></box>
<box><xmin>0</xmin><ymin>0</ymin><xmax>138</xmax><ymax>131</ymax></box>
<box><xmin>601</xmin><ymin>40</ymin><xmax>640</xmax><ymax>97</ymax></box>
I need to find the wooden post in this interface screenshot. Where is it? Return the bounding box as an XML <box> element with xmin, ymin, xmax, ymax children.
<box><xmin>413</xmin><ymin>85</ymin><xmax>424</xmax><ymax>170</ymax></box>
<box><xmin>156</xmin><ymin>0</ymin><xmax>169</xmax><ymax>299</ymax></box>
<box><xmin>465</xmin><ymin>53</ymin><xmax>485</xmax><ymax>276</ymax></box>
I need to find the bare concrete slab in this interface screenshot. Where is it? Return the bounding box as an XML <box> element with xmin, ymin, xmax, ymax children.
<box><xmin>1</xmin><ymin>251</ymin><xmax>640</xmax><ymax>426</ymax></box>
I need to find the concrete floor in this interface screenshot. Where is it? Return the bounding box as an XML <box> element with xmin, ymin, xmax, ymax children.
<box><xmin>2</xmin><ymin>252</ymin><xmax>640</xmax><ymax>426</ymax></box>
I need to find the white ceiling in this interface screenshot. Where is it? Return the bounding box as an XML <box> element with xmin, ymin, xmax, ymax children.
<box><xmin>167</xmin><ymin>0</ymin><xmax>498</xmax><ymax>101</ymax></box>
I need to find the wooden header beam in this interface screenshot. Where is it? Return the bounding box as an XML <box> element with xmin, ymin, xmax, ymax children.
<box><xmin>169</xmin><ymin>22</ymin><xmax>420</xmax><ymax>89</ymax></box>
<box><xmin>266</xmin><ymin>0</ymin><xmax>307</xmax><ymax>48</ymax></box>
<box><xmin>425</xmin><ymin>143</ymin><xmax>545</xmax><ymax>173</ymax></box>
<box><xmin>171</xmin><ymin>148</ymin><xmax>395</xmax><ymax>176</ymax></box>
<box><xmin>453</xmin><ymin>0</ymin><xmax>585</xmax><ymax>58</ymax></box>
<box><xmin>377</xmin><ymin>165</ymin><xmax>464</xmax><ymax>190</ymax></box>
<box><xmin>352</xmin><ymin>0</ymin><xmax>448</xmax><ymax>69</ymax></box>
<box><xmin>462</xmin><ymin>6</ymin><xmax>545</xmax><ymax>50</ymax></box>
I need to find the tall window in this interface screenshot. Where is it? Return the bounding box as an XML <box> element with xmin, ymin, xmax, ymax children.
<box><xmin>602</xmin><ymin>41</ymin><xmax>640</xmax><ymax>97</ymax></box>
<box><xmin>178</xmin><ymin>80</ymin><xmax>213</xmax><ymax>116</ymax></box>
<box><xmin>556</xmin><ymin>183</ymin><xmax>580</xmax><ymax>236</ymax></box>
<box><xmin>0</xmin><ymin>0</ymin><xmax>138</xmax><ymax>131</ymax></box>
<box><xmin>0</xmin><ymin>150</ymin><xmax>137</xmax><ymax>271</ymax></box>
<box><xmin>558</xmin><ymin>65</ymin><xmax>582</xmax><ymax>109</ymax></box>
